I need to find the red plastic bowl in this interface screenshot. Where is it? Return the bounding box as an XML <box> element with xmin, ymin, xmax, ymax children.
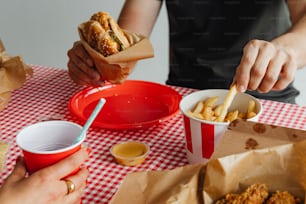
<box><xmin>68</xmin><ymin>80</ymin><xmax>182</xmax><ymax>130</ymax></box>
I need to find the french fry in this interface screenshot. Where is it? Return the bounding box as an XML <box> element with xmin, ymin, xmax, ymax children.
<box><xmin>247</xmin><ymin>100</ymin><xmax>256</xmax><ymax>118</ymax></box>
<box><xmin>225</xmin><ymin>110</ymin><xmax>239</xmax><ymax>122</ymax></box>
<box><xmin>187</xmin><ymin>110</ymin><xmax>204</xmax><ymax>120</ymax></box>
<box><xmin>202</xmin><ymin>106</ymin><xmax>215</xmax><ymax>121</ymax></box>
<box><xmin>247</xmin><ymin>111</ymin><xmax>257</xmax><ymax>119</ymax></box>
<box><xmin>216</xmin><ymin>85</ymin><xmax>238</xmax><ymax>122</ymax></box>
<box><xmin>192</xmin><ymin>101</ymin><xmax>204</xmax><ymax>114</ymax></box>
<box><xmin>204</xmin><ymin>96</ymin><xmax>219</xmax><ymax>107</ymax></box>
<box><xmin>213</xmin><ymin>104</ymin><xmax>223</xmax><ymax>117</ymax></box>
<box><xmin>238</xmin><ymin>112</ymin><xmax>247</xmax><ymax>119</ymax></box>
<box><xmin>187</xmin><ymin>87</ymin><xmax>258</xmax><ymax>122</ymax></box>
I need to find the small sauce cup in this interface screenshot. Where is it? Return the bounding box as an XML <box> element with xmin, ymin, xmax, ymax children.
<box><xmin>110</xmin><ymin>141</ymin><xmax>149</xmax><ymax>166</ymax></box>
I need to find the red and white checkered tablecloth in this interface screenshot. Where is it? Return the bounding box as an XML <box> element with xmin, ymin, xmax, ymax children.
<box><xmin>0</xmin><ymin>65</ymin><xmax>305</xmax><ymax>203</ymax></box>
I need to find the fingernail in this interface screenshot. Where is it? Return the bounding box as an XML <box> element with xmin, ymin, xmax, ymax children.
<box><xmin>238</xmin><ymin>85</ymin><xmax>246</xmax><ymax>92</ymax></box>
<box><xmin>91</xmin><ymin>74</ymin><xmax>100</xmax><ymax>81</ymax></box>
<box><xmin>257</xmin><ymin>89</ymin><xmax>264</xmax><ymax>93</ymax></box>
<box><xmin>93</xmin><ymin>81</ymin><xmax>105</xmax><ymax>87</ymax></box>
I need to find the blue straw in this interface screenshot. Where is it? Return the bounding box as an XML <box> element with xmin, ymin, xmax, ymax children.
<box><xmin>73</xmin><ymin>98</ymin><xmax>106</xmax><ymax>144</ymax></box>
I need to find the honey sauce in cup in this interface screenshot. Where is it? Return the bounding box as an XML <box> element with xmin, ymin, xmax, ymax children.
<box><xmin>179</xmin><ymin>89</ymin><xmax>262</xmax><ymax>164</ymax></box>
<box><xmin>110</xmin><ymin>141</ymin><xmax>149</xmax><ymax>166</ymax></box>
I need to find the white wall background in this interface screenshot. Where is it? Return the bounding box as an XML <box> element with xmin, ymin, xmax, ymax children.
<box><xmin>1</xmin><ymin>0</ymin><xmax>304</xmax><ymax>105</ymax></box>
<box><xmin>0</xmin><ymin>0</ymin><xmax>168</xmax><ymax>84</ymax></box>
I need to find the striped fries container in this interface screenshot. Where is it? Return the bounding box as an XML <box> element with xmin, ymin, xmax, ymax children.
<box><xmin>179</xmin><ymin>89</ymin><xmax>262</xmax><ymax>164</ymax></box>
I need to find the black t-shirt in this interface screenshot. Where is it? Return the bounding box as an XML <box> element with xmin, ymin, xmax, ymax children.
<box><xmin>163</xmin><ymin>0</ymin><xmax>299</xmax><ymax>103</ymax></box>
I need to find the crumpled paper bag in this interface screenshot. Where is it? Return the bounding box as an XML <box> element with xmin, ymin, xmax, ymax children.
<box><xmin>78</xmin><ymin>25</ymin><xmax>154</xmax><ymax>84</ymax></box>
<box><xmin>204</xmin><ymin>141</ymin><xmax>306</xmax><ymax>203</ymax></box>
<box><xmin>0</xmin><ymin>141</ymin><xmax>9</xmax><ymax>171</ymax></box>
<box><xmin>0</xmin><ymin>39</ymin><xmax>33</xmax><ymax>111</ymax></box>
<box><xmin>211</xmin><ymin>119</ymin><xmax>306</xmax><ymax>159</ymax></box>
<box><xmin>109</xmin><ymin>120</ymin><xmax>306</xmax><ymax>204</ymax></box>
<box><xmin>109</xmin><ymin>164</ymin><xmax>206</xmax><ymax>204</ymax></box>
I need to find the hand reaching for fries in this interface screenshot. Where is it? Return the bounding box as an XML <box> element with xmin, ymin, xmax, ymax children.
<box><xmin>187</xmin><ymin>85</ymin><xmax>258</xmax><ymax>123</ymax></box>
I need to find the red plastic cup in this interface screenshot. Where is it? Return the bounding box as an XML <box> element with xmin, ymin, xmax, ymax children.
<box><xmin>16</xmin><ymin>120</ymin><xmax>86</xmax><ymax>203</ymax></box>
<box><xmin>16</xmin><ymin>120</ymin><xmax>85</xmax><ymax>174</ymax></box>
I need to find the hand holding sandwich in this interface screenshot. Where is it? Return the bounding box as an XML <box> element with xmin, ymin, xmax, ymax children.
<box><xmin>67</xmin><ymin>41</ymin><xmax>105</xmax><ymax>86</ymax></box>
<box><xmin>67</xmin><ymin>11</ymin><xmax>153</xmax><ymax>86</ymax></box>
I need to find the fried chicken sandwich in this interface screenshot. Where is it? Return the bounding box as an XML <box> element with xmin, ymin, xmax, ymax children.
<box><xmin>79</xmin><ymin>11</ymin><xmax>130</xmax><ymax>57</ymax></box>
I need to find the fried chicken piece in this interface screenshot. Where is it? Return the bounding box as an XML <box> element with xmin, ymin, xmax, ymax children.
<box><xmin>215</xmin><ymin>194</ymin><xmax>240</xmax><ymax>204</ymax></box>
<box><xmin>215</xmin><ymin>184</ymin><xmax>269</xmax><ymax>204</ymax></box>
<box><xmin>266</xmin><ymin>191</ymin><xmax>302</xmax><ymax>204</ymax></box>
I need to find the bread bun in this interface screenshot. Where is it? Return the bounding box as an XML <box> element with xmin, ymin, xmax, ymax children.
<box><xmin>79</xmin><ymin>11</ymin><xmax>130</xmax><ymax>57</ymax></box>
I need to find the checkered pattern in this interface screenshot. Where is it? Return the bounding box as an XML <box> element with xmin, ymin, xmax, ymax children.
<box><xmin>0</xmin><ymin>65</ymin><xmax>305</xmax><ymax>204</ymax></box>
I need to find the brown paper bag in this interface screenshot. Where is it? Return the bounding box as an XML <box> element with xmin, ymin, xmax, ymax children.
<box><xmin>0</xmin><ymin>91</ymin><xmax>11</xmax><ymax>111</ymax></box>
<box><xmin>110</xmin><ymin>120</ymin><xmax>306</xmax><ymax>204</ymax></box>
<box><xmin>109</xmin><ymin>164</ymin><xmax>206</xmax><ymax>204</ymax></box>
<box><xmin>212</xmin><ymin>119</ymin><xmax>306</xmax><ymax>159</ymax></box>
<box><xmin>78</xmin><ymin>27</ymin><xmax>154</xmax><ymax>84</ymax></box>
<box><xmin>204</xmin><ymin>141</ymin><xmax>306</xmax><ymax>203</ymax></box>
<box><xmin>0</xmin><ymin>141</ymin><xmax>9</xmax><ymax>171</ymax></box>
<box><xmin>204</xmin><ymin>120</ymin><xmax>306</xmax><ymax>203</ymax></box>
<box><xmin>0</xmin><ymin>39</ymin><xmax>33</xmax><ymax>111</ymax></box>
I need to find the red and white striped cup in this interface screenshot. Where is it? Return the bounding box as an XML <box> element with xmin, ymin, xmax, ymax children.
<box><xmin>179</xmin><ymin>89</ymin><xmax>262</xmax><ymax>164</ymax></box>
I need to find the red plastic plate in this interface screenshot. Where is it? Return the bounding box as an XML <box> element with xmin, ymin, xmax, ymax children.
<box><xmin>69</xmin><ymin>80</ymin><xmax>182</xmax><ymax>130</ymax></box>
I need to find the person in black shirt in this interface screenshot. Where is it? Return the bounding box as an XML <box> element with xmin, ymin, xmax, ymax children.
<box><xmin>67</xmin><ymin>0</ymin><xmax>306</xmax><ymax>104</ymax></box>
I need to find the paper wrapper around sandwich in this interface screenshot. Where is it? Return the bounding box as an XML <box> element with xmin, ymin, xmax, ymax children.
<box><xmin>110</xmin><ymin>120</ymin><xmax>306</xmax><ymax>204</ymax></box>
<box><xmin>78</xmin><ymin>27</ymin><xmax>154</xmax><ymax>84</ymax></box>
<box><xmin>0</xmin><ymin>39</ymin><xmax>33</xmax><ymax>111</ymax></box>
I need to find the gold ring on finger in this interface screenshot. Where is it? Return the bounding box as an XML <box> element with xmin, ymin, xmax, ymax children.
<box><xmin>64</xmin><ymin>179</ymin><xmax>75</xmax><ymax>195</ymax></box>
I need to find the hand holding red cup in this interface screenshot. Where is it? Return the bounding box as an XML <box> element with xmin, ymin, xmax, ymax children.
<box><xmin>16</xmin><ymin>120</ymin><xmax>86</xmax><ymax>174</ymax></box>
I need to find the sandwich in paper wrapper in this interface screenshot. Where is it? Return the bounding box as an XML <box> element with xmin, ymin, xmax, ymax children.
<box><xmin>110</xmin><ymin>120</ymin><xmax>306</xmax><ymax>204</ymax></box>
<box><xmin>0</xmin><ymin>39</ymin><xmax>33</xmax><ymax>111</ymax></box>
<box><xmin>78</xmin><ymin>11</ymin><xmax>154</xmax><ymax>84</ymax></box>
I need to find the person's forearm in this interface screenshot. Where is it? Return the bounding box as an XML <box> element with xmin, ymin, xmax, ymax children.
<box><xmin>272</xmin><ymin>3</ymin><xmax>306</xmax><ymax>69</ymax></box>
<box><xmin>117</xmin><ymin>0</ymin><xmax>162</xmax><ymax>37</ymax></box>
